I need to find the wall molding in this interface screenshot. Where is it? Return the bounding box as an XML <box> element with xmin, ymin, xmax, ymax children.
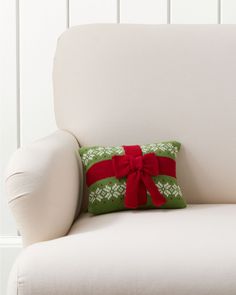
<box><xmin>66</xmin><ymin>0</ymin><xmax>70</xmax><ymax>28</ymax></box>
<box><xmin>0</xmin><ymin>236</ymin><xmax>22</xmax><ymax>248</ymax></box>
<box><xmin>117</xmin><ymin>0</ymin><xmax>120</xmax><ymax>24</ymax></box>
<box><xmin>167</xmin><ymin>0</ymin><xmax>171</xmax><ymax>24</ymax></box>
<box><xmin>218</xmin><ymin>0</ymin><xmax>221</xmax><ymax>24</ymax></box>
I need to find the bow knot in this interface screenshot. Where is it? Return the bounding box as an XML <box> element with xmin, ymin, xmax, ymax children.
<box><xmin>128</xmin><ymin>155</ymin><xmax>143</xmax><ymax>171</ymax></box>
<box><xmin>112</xmin><ymin>146</ymin><xmax>166</xmax><ymax>209</ymax></box>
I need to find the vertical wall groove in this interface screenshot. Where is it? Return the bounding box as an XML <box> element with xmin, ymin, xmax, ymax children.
<box><xmin>16</xmin><ymin>0</ymin><xmax>21</xmax><ymax>148</ymax></box>
<box><xmin>167</xmin><ymin>0</ymin><xmax>171</xmax><ymax>24</ymax></box>
<box><xmin>66</xmin><ymin>0</ymin><xmax>70</xmax><ymax>28</ymax></box>
<box><xmin>117</xmin><ymin>0</ymin><xmax>120</xmax><ymax>24</ymax></box>
<box><xmin>218</xmin><ymin>0</ymin><xmax>221</xmax><ymax>24</ymax></box>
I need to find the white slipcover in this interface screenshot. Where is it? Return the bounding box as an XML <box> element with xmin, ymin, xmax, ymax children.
<box><xmin>54</xmin><ymin>24</ymin><xmax>236</xmax><ymax>204</ymax></box>
<box><xmin>8</xmin><ymin>205</ymin><xmax>236</xmax><ymax>295</ymax></box>
<box><xmin>5</xmin><ymin>25</ymin><xmax>236</xmax><ymax>295</ymax></box>
<box><xmin>5</xmin><ymin>130</ymin><xmax>82</xmax><ymax>246</ymax></box>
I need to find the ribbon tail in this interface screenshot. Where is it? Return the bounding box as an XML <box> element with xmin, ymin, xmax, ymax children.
<box><xmin>138</xmin><ymin>180</ymin><xmax>147</xmax><ymax>206</ymax></box>
<box><xmin>141</xmin><ymin>174</ymin><xmax>166</xmax><ymax>207</ymax></box>
<box><xmin>125</xmin><ymin>172</ymin><xmax>140</xmax><ymax>209</ymax></box>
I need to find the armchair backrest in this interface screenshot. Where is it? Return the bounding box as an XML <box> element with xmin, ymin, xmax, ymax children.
<box><xmin>53</xmin><ymin>24</ymin><xmax>236</xmax><ymax>204</ymax></box>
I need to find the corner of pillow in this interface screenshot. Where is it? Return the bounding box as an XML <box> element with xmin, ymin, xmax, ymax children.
<box><xmin>172</xmin><ymin>141</ymin><xmax>181</xmax><ymax>152</ymax></box>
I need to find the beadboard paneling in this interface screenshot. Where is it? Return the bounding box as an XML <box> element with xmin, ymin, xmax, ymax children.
<box><xmin>171</xmin><ymin>0</ymin><xmax>218</xmax><ymax>24</ymax></box>
<box><xmin>0</xmin><ymin>0</ymin><xmax>18</xmax><ymax>236</ymax></box>
<box><xmin>69</xmin><ymin>0</ymin><xmax>117</xmax><ymax>26</ymax></box>
<box><xmin>221</xmin><ymin>0</ymin><xmax>236</xmax><ymax>23</ymax></box>
<box><xmin>120</xmin><ymin>0</ymin><xmax>168</xmax><ymax>24</ymax></box>
<box><xmin>19</xmin><ymin>0</ymin><xmax>66</xmax><ymax>145</ymax></box>
<box><xmin>1</xmin><ymin>0</ymin><xmax>236</xmax><ymax>238</ymax></box>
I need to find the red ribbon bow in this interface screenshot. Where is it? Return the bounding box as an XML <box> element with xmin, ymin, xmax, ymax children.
<box><xmin>112</xmin><ymin>145</ymin><xmax>166</xmax><ymax>209</ymax></box>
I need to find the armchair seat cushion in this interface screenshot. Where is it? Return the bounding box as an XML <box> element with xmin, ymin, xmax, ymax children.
<box><xmin>9</xmin><ymin>205</ymin><xmax>236</xmax><ymax>295</ymax></box>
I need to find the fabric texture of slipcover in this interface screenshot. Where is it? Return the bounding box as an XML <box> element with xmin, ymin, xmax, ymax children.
<box><xmin>8</xmin><ymin>205</ymin><xmax>236</xmax><ymax>295</ymax></box>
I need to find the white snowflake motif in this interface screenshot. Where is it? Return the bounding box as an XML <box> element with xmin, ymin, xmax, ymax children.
<box><xmin>89</xmin><ymin>188</ymin><xmax>102</xmax><ymax>203</ymax></box>
<box><xmin>114</xmin><ymin>147</ymin><xmax>124</xmax><ymax>155</ymax></box>
<box><xmin>141</xmin><ymin>142</ymin><xmax>178</xmax><ymax>157</ymax></box>
<box><xmin>117</xmin><ymin>183</ymin><xmax>126</xmax><ymax>194</ymax></box>
<box><xmin>89</xmin><ymin>183</ymin><xmax>126</xmax><ymax>203</ymax></box>
<box><xmin>82</xmin><ymin>149</ymin><xmax>96</xmax><ymax>165</ymax></box>
<box><xmin>157</xmin><ymin>182</ymin><xmax>182</xmax><ymax>198</ymax></box>
<box><xmin>82</xmin><ymin>147</ymin><xmax>124</xmax><ymax>166</ymax></box>
<box><xmin>156</xmin><ymin>143</ymin><xmax>167</xmax><ymax>152</ymax></box>
<box><xmin>104</xmin><ymin>147</ymin><xmax>115</xmax><ymax>156</ymax></box>
<box><xmin>170</xmin><ymin>184</ymin><xmax>183</xmax><ymax>197</ymax></box>
<box><xmin>141</xmin><ymin>143</ymin><xmax>158</xmax><ymax>154</ymax></box>
<box><xmin>165</xmin><ymin>143</ymin><xmax>178</xmax><ymax>157</ymax></box>
<box><xmin>103</xmin><ymin>184</ymin><xmax>121</xmax><ymax>200</ymax></box>
<box><xmin>95</xmin><ymin>147</ymin><xmax>107</xmax><ymax>157</ymax></box>
<box><xmin>102</xmin><ymin>147</ymin><xmax>123</xmax><ymax>156</ymax></box>
<box><xmin>157</xmin><ymin>182</ymin><xmax>172</xmax><ymax>197</ymax></box>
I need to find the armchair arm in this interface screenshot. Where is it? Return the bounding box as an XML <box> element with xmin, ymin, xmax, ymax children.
<box><xmin>5</xmin><ymin>130</ymin><xmax>82</xmax><ymax>246</ymax></box>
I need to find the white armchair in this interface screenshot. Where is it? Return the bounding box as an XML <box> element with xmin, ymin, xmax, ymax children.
<box><xmin>6</xmin><ymin>130</ymin><xmax>82</xmax><ymax>246</ymax></box>
<box><xmin>5</xmin><ymin>24</ymin><xmax>236</xmax><ymax>295</ymax></box>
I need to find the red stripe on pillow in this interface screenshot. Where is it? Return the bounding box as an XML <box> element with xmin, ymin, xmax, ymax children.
<box><xmin>86</xmin><ymin>156</ymin><xmax>176</xmax><ymax>187</ymax></box>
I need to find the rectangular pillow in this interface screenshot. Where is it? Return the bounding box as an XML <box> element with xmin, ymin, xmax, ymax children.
<box><xmin>79</xmin><ymin>141</ymin><xmax>186</xmax><ymax>215</ymax></box>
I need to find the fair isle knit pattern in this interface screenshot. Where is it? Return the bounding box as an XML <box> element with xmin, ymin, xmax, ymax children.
<box><xmin>79</xmin><ymin>141</ymin><xmax>186</xmax><ymax>215</ymax></box>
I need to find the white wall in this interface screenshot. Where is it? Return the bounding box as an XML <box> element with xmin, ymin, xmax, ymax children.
<box><xmin>1</xmin><ymin>0</ymin><xmax>236</xmax><ymax>237</ymax></box>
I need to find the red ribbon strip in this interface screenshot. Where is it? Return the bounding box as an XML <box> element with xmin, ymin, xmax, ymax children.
<box><xmin>86</xmin><ymin>145</ymin><xmax>176</xmax><ymax>209</ymax></box>
<box><xmin>113</xmin><ymin>146</ymin><xmax>166</xmax><ymax>208</ymax></box>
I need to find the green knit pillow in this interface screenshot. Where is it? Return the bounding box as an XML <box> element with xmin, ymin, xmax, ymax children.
<box><xmin>79</xmin><ymin>141</ymin><xmax>186</xmax><ymax>215</ymax></box>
